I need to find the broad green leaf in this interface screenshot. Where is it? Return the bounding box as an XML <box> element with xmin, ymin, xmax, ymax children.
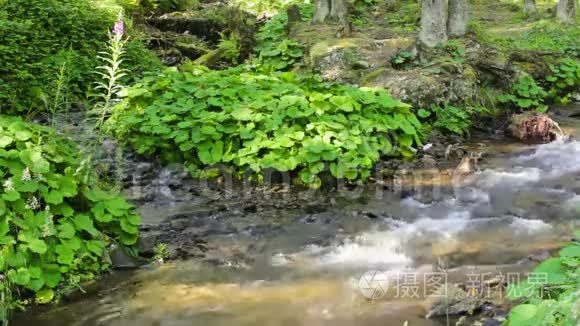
<box><xmin>36</xmin><ymin>289</ymin><xmax>55</xmax><ymax>304</ymax></box>
<box><xmin>45</xmin><ymin>190</ymin><xmax>64</xmax><ymax>205</ymax></box>
<box><xmin>127</xmin><ymin>214</ymin><xmax>141</xmax><ymax>226</ymax></box>
<box><xmin>20</xmin><ymin>148</ymin><xmax>50</xmax><ymax>173</ymax></box>
<box><xmin>57</xmin><ymin>222</ymin><xmax>76</xmax><ymax>239</ymax></box>
<box><xmin>8</xmin><ymin>267</ymin><xmax>31</xmax><ymax>286</ymax></box>
<box><xmin>43</xmin><ymin>268</ymin><xmax>61</xmax><ymax>288</ymax></box>
<box><xmin>120</xmin><ymin>219</ymin><xmax>139</xmax><ymax>234</ymax></box>
<box><xmin>86</xmin><ymin>240</ymin><xmax>105</xmax><ymax>255</ymax></box>
<box><xmin>506</xmin><ymin>304</ymin><xmax>538</xmax><ymax>326</ymax></box>
<box><xmin>559</xmin><ymin>244</ymin><xmax>580</xmax><ymax>258</ymax></box>
<box><xmin>73</xmin><ymin>214</ymin><xmax>98</xmax><ymax>236</ymax></box>
<box><xmin>0</xmin><ymin>135</ymin><xmax>14</xmax><ymax>148</ymax></box>
<box><xmin>2</xmin><ymin>190</ymin><xmax>20</xmax><ymax>202</ymax></box>
<box><xmin>120</xmin><ymin>232</ymin><xmax>138</xmax><ymax>245</ymax></box>
<box><xmin>55</xmin><ymin>245</ymin><xmax>75</xmax><ymax>265</ymax></box>
<box><xmin>27</xmin><ymin>239</ymin><xmax>48</xmax><ymax>254</ymax></box>
<box><xmin>232</xmin><ymin>108</ymin><xmax>254</xmax><ymax>121</ymax></box>
<box><xmin>534</xmin><ymin>258</ymin><xmax>567</xmax><ymax>285</ymax></box>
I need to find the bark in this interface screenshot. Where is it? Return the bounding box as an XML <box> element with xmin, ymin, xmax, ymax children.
<box><xmin>448</xmin><ymin>0</ymin><xmax>468</xmax><ymax>37</ymax></box>
<box><xmin>313</xmin><ymin>0</ymin><xmax>331</xmax><ymax>23</ymax></box>
<box><xmin>420</xmin><ymin>0</ymin><xmax>448</xmax><ymax>47</ymax></box>
<box><xmin>285</xmin><ymin>5</ymin><xmax>301</xmax><ymax>33</ymax></box>
<box><xmin>524</xmin><ymin>0</ymin><xmax>537</xmax><ymax>14</ymax></box>
<box><xmin>312</xmin><ymin>0</ymin><xmax>348</xmax><ymax>24</ymax></box>
<box><xmin>557</xmin><ymin>0</ymin><xmax>577</xmax><ymax>23</ymax></box>
<box><xmin>329</xmin><ymin>0</ymin><xmax>349</xmax><ymax>23</ymax></box>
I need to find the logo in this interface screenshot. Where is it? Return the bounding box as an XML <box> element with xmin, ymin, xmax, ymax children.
<box><xmin>358</xmin><ymin>270</ymin><xmax>389</xmax><ymax>299</ymax></box>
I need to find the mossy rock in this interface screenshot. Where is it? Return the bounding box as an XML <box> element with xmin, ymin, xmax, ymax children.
<box><xmin>306</xmin><ymin>36</ymin><xmax>417</xmax><ymax>83</ymax></box>
<box><xmin>467</xmin><ymin>45</ymin><xmax>515</xmax><ymax>88</ymax></box>
<box><xmin>509</xmin><ymin>50</ymin><xmax>556</xmax><ymax>81</ymax></box>
<box><xmin>363</xmin><ymin>63</ymin><xmax>477</xmax><ymax>108</ymax></box>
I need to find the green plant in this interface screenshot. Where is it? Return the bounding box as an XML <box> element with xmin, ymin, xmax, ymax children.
<box><xmin>504</xmin><ymin>231</ymin><xmax>580</xmax><ymax>326</ymax></box>
<box><xmin>39</xmin><ymin>57</ymin><xmax>71</xmax><ymax>128</ymax></box>
<box><xmin>499</xmin><ymin>75</ymin><xmax>548</xmax><ymax>112</ymax></box>
<box><xmin>0</xmin><ymin>116</ymin><xmax>141</xmax><ymax>307</ymax></box>
<box><xmin>253</xmin><ymin>3</ymin><xmax>313</xmax><ymax>71</ymax></box>
<box><xmin>544</xmin><ymin>59</ymin><xmax>580</xmax><ymax>103</ymax></box>
<box><xmin>153</xmin><ymin>243</ymin><xmax>169</xmax><ymax>264</ymax></box>
<box><xmin>390</xmin><ymin>51</ymin><xmax>415</xmax><ymax>69</ymax></box>
<box><xmin>419</xmin><ymin>104</ymin><xmax>489</xmax><ymax>136</ymax></box>
<box><xmin>441</xmin><ymin>40</ymin><xmax>466</xmax><ymax>63</ymax></box>
<box><xmin>217</xmin><ymin>33</ymin><xmax>242</xmax><ymax>64</ymax></box>
<box><xmin>92</xmin><ymin>15</ymin><xmax>129</xmax><ymax>129</ymax></box>
<box><xmin>107</xmin><ymin>67</ymin><xmax>422</xmax><ymax>188</ymax></box>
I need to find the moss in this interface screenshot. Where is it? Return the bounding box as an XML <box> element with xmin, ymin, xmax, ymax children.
<box><xmin>308</xmin><ymin>38</ymin><xmax>364</xmax><ymax>65</ymax></box>
<box><xmin>362</xmin><ymin>68</ymin><xmax>391</xmax><ymax>84</ymax></box>
<box><xmin>309</xmin><ymin>38</ymin><xmax>361</xmax><ymax>56</ymax></box>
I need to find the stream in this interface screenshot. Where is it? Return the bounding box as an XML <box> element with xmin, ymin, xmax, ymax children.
<box><xmin>12</xmin><ymin>106</ymin><xmax>580</xmax><ymax>326</ymax></box>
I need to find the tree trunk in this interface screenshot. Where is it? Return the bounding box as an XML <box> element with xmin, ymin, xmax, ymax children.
<box><xmin>448</xmin><ymin>0</ymin><xmax>468</xmax><ymax>37</ymax></box>
<box><xmin>313</xmin><ymin>0</ymin><xmax>348</xmax><ymax>24</ymax></box>
<box><xmin>524</xmin><ymin>0</ymin><xmax>537</xmax><ymax>14</ymax></box>
<box><xmin>313</xmin><ymin>0</ymin><xmax>331</xmax><ymax>23</ymax></box>
<box><xmin>557</xmin><ymin>0</ymin><xmax>577</xmax><ymax>23</ymax></box>
<box><xmin>420</xmin><ymin>0</ymin><xmax>448</xmax><ymax>47</ymax></box>
<box><xmin>329</xmin><ymin>0</ymin><xmax>349</xmax><ymax>23</ymax></box>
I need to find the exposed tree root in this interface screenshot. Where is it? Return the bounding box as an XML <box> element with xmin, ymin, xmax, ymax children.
<box><xmin>508</xmin><ymin>112</ymin><xmax>565</xmax><ymax>144</ymax></box>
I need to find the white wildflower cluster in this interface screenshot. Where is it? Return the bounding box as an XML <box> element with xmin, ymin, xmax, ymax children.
<box><xmin>41</xmin><ymin>205</ymin><xmax>55</xmax><ymax>238</ymax></box>
<box><xmin>21</xmin><ymin>167</ymin><xmax>32</xmax><ymax>182</ymax></box>
<box><xmin>26</xmin><ymin>196</ymin><xmax>40</xmax><ymax>211</ymax></box>
<box><xmin>2</xmin><ymin>179</ymin><xmax>14</xmax><ymax>191</ymax></box>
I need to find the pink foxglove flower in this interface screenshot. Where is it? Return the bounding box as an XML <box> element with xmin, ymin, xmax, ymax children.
<box><xmin>113</xmin><ymin>20</ymin><xmax>125</xmax><ymax>37</ymax></box>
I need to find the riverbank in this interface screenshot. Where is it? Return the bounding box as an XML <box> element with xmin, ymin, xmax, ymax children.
<box><xmin>10</xmin><ymin>105</ymin><xmax>580</xmax><ymax>326</ymax></box>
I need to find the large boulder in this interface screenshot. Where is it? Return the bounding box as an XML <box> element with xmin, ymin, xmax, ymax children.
<box><xmin>363</xmin><ymin>62</ymin><xmax>478</xmax><ymax>108</ymax></box>
<box><xmin>466</xmin><ymin>43</ymin><xmax>515</xmax><ymax>88</ymax></box>
<box><xmin>306</xmin><ymin>37</ymin><xmax>417</xmax><ymax>83</ymax></box>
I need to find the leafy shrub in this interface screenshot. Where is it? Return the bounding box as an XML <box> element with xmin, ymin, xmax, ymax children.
<box><xmin>107</xmin><ymin>67</ymin><xmax>422</xmax><ymax>187</ymax></box>
<box><xmin>0</xmin><ymin>0</ymin><xmax>161</xmax><ymax>116</ymax></box>
<box><xmin>418</xmin><ymin>104</ymin><xmax>487</xmax><ymax>136</ymax></box>
<box><xmin>390</xmin><ymin>51</ymin><xmax>415</xmax><ymax>69</ymax></box>
<box><xmin>544</xmin><ymin>59</ymin><xmax>580</xmax><ymax>103</ymax></box>
<box><xmin>217</xmin><ymin>33</ymin><xmax>242</xmax><ymax>64</ymax></box>
<box><xmin>442</xmin><ymin>40</ymin><xmax>466</xmax><ymax>63</ymax></box>
<box><xmin>253</xmin><ymin>3</ymin><xmax>313</xmax><ymax>71</ymax></box>
<box><xmin>505</xmin><ymin>232</ymin><xmax>580</xmax><ymax>326</ymax></box>
<box><xmin>498</xmin><ymin>75</ymin><xmax>548</xmax><ymax>112</ymax></box>
<box><xmin>0</xmin><ymin>116</ymin><xmax>140</xmax><ymax>305</ymax></box>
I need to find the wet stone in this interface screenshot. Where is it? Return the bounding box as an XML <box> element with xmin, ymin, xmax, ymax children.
<box><xmin>138</xmin><ymin>233</ymin><xmax>161</xmax><ymax>257</ymax></box>
<box><xmin>109</xmin><ymin>245</ymin><xmax>139</xmax><ymax>269</ymax></box>
<box><xmin>305</xmin><ymin>202</ymin><xmax>328</xmax><ymax>214</ymax></box>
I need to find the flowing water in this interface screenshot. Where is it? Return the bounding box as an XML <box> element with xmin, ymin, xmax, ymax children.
<box><xmin>12</xmin><ymin>107</ymin><xmax>580</xmax><ymax>326</ymax></box>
